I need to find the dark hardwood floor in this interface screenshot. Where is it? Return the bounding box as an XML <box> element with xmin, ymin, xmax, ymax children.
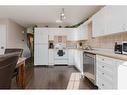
<box><xmin>11</xmin><ymin>66</ymin><xmax>97</xmax><ymax>89</ymax></box>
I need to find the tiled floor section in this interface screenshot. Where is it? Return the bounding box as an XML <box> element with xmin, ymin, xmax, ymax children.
<box><xmin>67</xmin><ymin>73</ymin><xmax>81</xmax><ymax>89</ymax></box>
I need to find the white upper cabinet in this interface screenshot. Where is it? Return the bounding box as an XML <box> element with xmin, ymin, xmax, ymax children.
<box><xmin>37</xmin><ymin>26</ymin><xmax>88</xmax><ymax>41</ymax></box>
<box><xmin>92</xmin><ymin>6</ymin><xmax>127</xmax><ymax>37</ymax></box>
<box><xmin>82</xmin><ymin>24</ymin><xmax>88</xmax><ymax>40</ymax></box>
<box><xmin>48</xmin><ymin>28</ymin><xmax>58</xmax><ymax>40</ymax></box>
<box><xmin>48</xmin><ymin>28</ymin><xmax>71</xmax><ymax>40</ymax></box>
<box><xmin>48</xmin><ymin>29</ymin><xmax>55</xmax><ymax>40</ymax></box>
<box><xmin>92</xmin><ymin>7</ymin><xmax>106</xmax><ymax>37</ymax></box>
<box><xmin>64</xmin><ymin>28</ymin><xmax>74</xmax><ymax>41</ymax></box>
<box><xmin>76</xmin><ymin>23</ymin><xmax>88</xmax><ymax>40</ymax></box>
<box><xmin>106</xmin><ymin>6</ymin><xmax>127</xmax><ymax>34</ymax></box>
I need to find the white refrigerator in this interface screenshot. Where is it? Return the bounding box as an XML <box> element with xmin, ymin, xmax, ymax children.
<box><xmin>34</xmin><ymin>28</ymin><xmax>48</xmax><ymax>66</ymax></box>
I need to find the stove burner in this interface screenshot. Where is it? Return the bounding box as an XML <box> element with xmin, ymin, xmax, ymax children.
<box><xmin>57</xmin><ymin>50</ymin><xmax>65</xmax><ymax>56</ymax></box>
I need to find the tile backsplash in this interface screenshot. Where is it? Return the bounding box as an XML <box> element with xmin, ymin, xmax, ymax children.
<box><xmin>85</xmin><ymin>32</ymin><xmax>127</xmax><ymax>49</ymax></box>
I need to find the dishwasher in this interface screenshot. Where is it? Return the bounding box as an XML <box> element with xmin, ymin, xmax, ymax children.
<box><xmin>83</xmin><ymin>51</ymin><xmax>96</xmax><ymax>85</ymax></box>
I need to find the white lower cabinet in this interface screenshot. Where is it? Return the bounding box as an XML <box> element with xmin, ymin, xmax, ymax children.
<box><xmin>68</xmin><ymin>49</ymin><xmax>83</xmax><ymax>73</ymax></box>
<box><xmin>68</xmin><ymin>49</ymin><xmax>74</xmax><ymax>65</ymax></box>
<box><xmin>96</xmin><ymin>55</ymin><xmax>127</xmax><ymax>89</ymax></box>
<box><xmin>118</xmin><ymin>64</ymin><xmax>127</xmax><ymax>89</ymax></box>
<box><xmin>48</xmin><ymin>49</ymin><xmax>54</xmax><ymax>65</ymax></box>
<box><xmin>74</xmin><ymin>50</ymin><xmax>83</xmax><ymax>73</ymax></box>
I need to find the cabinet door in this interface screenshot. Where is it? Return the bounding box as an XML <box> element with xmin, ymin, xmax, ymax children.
<box><xmin>92</xmin><ymin>7</ymin><xmax>106</xmax><ymax>37</ymax></box>
<box><xmin>0</xmin><ymin>25</ymin><xmax>6</xmax><ymax>55</ymax></box>
<box><xmin>67</xmin><ymin>28</ymin><xmax>77</xmax><ymax>41</ymax></box>
<box><xmin>96</xmin><ymin>55</ymin><xmax>117</xmax><ymax>89</ymax></box>
<box><xmin>67</xmin><ymin>31</ymin><xmax>72</xmax><ymax>41</ymax></box>
<box><xmin>34</xmin><ymin>44</ymin><xmax>48</xmax><ymax>65</ymax></box>
<box><xmin>79</xmin><ymin>51</ymin><xmax>83</xmax><ymax>73</ymax></box>
<box><xmin>73</xmin><ymin>28</ymin><xmax>79</xmax><ymax>41</ymax></box>
<box><xmin>74</xmin><ymin>50</ymin><xmax>78</xmax><ymax>69</ymax></box>
<box><xmin>96</xmin><ymin>56</ymin><xmax>101</xmax><ymax>86</ymax></box>
<box><xmin>118</xmin><ymin>65</ymin><xmax>127</xmax><ymax>89</ymax></box>
<box><xmin>77</xmin><ymin>26</ymin><xmax>82</xmax><ymax>40</ymax></box>
<box><xmin>120</xmin><ymin>6</ymin><xmax>127</xmax><ymax>31</ymax></box>
<box><xmin>68</xmin><ymin>50</ymin><xmax>74</xmax><ymax>65</ymax></box>
<box><xmin>74</xmin><ymin>50</ymin><xmax>83</xmax><ymax>73</ymax></box>
<box><xmin>106</xmin><ymin>6</ymin><xmax>125</xmax><ymax>34</ymax></box>
<box><xmin>93</xmin><ymin>6</ymin><xmax>127</xmax><ymax>37</ymax></box>
<box><xmin>77</xmin><ymin>25</ymin><xmax>87</xmax><ymax>40</ymax></box>
<box><xmin>84</xmin><ymin>25</ymin><xmax>88</xmax><ymax>40</ymax></box>
<box><xmin>49</xmin><ymin>28</ymin><xmax>61</xmax><ymax>40</ymax></box>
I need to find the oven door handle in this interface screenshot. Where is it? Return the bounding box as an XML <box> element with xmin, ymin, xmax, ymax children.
<box><xmin>84</xmin><ymin>55</ymin><xmax>93</xmax><ymax>58</ymax></box>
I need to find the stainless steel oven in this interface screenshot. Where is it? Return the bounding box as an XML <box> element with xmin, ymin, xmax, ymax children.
<box><xmin>83</xmin><ymin>51</ymin><xmax>96</xmax><ymax>85</ymax></box>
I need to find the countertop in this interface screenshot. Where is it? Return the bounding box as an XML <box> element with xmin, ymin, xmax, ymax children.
<box><xmin>83</xmin><ymin>49</ymin><xmax>127</xmax><ymax>61</ymax></box>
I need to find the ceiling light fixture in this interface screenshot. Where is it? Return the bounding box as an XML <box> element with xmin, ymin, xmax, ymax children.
<box><xmin>56</xmin><ymin>8</ymin><xmax>66</xmax><ymax>23</ymax></box>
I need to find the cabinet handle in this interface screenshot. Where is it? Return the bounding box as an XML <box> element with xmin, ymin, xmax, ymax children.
<box><xmin>102</xmin><ymin>59</ymin><xmax>104</xmax><ymax>61</ymax></box>
<box><xmin>102</xmin><ymin>84</ymin><xmax>104</xmax><ymax>86</ymax></box>
<box><xmin>122</xmin><ymin>24</ymin><xmax>125</xmax><ymax>31</ymax></box>
<box><xmin>1</xmin><ymin>46</ymin><xmax>4</xmax><ymax>49</ymax></box>
<box><xmin>102</xmin><ymin>66</ymin><xmax>104</xmax><ymax>68</ymax></box>
<box><xmin>102</xmin><ymin>73</ymin><xmax>104</xmax><ymax>75</ymax></box>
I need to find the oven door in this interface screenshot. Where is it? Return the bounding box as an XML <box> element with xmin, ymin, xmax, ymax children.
<box><xmin>54</xmin><ymin>49</ymin><xmax>68</xmax><ymax>59</ymax></box>
<box><xmin>54</xmin><ymin>49</ymin><xmax>68</xmax><ymax>65</ymax></box>
<box><xmin>83</xmin><ymin>52</ymin><xmax>96</xmax><ymax>84</ymax></box>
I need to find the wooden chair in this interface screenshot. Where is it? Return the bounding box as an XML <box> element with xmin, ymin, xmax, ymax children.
<box><xmin>0</xmin><ymin>52</ymin><xmax>20</xmax><ymax>89</ymax></box>
<box><xmin>4</xmin><ymin>48</ymin><xmax>23</xmax><ymax>84</ymax></box>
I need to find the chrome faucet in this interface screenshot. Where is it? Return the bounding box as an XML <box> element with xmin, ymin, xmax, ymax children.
<box><xmin>85</xmin><ymin>45</ymin><xmax>92</xmax><ymax>50</ymax></box>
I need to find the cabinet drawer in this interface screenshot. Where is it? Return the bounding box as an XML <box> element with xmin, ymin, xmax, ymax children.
<box><xmin>98</xmin><ymin>67</ymin><xmax>113</xmax><ymax>82</ymax></box>
<box><xmin>98</xmin><ymin>78</ymin><xmax>113</xmax><ymax>89</ymax></box>
<box><xmin>97</xmin><ymin>55</ymin><xmax>115</xmax><ymax>67</ymax></box>
<box><xmin>97</xmin><ymin>62</ymin><xmax>115</xmax><ymax>73</ymax></box>
<box><xmin>97</xmin><ymin>55</ymin><xmax>112</xmax><ymax>61</ymax></box>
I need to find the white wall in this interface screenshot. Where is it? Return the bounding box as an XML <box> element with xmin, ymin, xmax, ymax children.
<box><xmin>0</xmin><ymin>19</ymin><xmax>31</xmax><ymax>58</ymax></box>
<box><xmin>7</xmin><ymin>19</ymin><xmax>25</xmax><ymax>48</ymax></box>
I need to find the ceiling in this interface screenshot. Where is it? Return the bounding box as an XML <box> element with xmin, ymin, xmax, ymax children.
<box><xmin>0</xmin><ymin>6</ymin><xmax>103</xmax><ymax>27</ymax></box>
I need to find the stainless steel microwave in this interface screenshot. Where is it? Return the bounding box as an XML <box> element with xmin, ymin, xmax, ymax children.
<box><xmin>122</xmin><ymin>41</ymin><xmax>127</xmax><ymax>55</ymax></box>
<box><xmin>114</xmin><ymin>42</ymin><xmax>122</xmax><ymax>54</ymax></box>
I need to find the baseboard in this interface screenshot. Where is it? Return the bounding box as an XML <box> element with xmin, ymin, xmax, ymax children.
<box><xmin>34</xmin><ymin>65</ymin><xmax>78</xmax><ymax>69</ymax></box>
<box><xmin>34</xmin><ymin>65</ymin><xmax>49</xmax><ymax>67</ymax></box>
<box><xmin>84</xmin><ymin>76</ymin><xmax>98</xmax><ymax>89</ymax></box>
<box><xmin>73</xmin><ymin>66</ymin><xmax>80</xmax><ymax>72</ymax></box>
<box><xmin>68</xmin><ymin>65</ymin><xmax>75</xmax><ymax>68</ymax></box>
<box><xmin>54</xmin><ymin>64</ymin><xmax>68</xmax><ymax>66</ymax></box>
